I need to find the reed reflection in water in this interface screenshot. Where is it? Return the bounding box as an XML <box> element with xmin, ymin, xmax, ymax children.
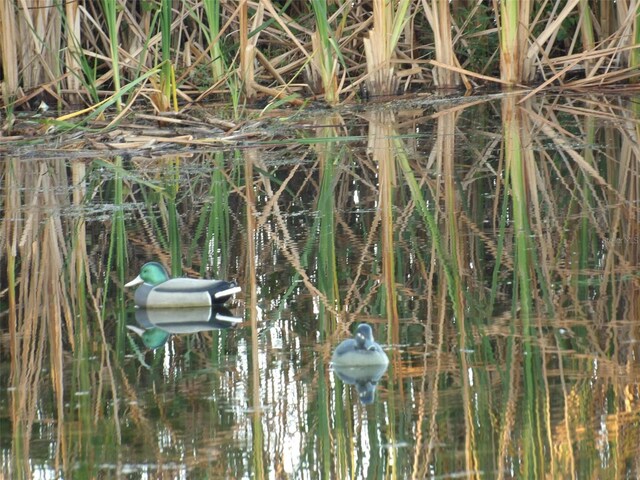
<box><xmin>1</xmin><ymin>94</ymin><xmax>639</xmax><ymax>479</ymax></box>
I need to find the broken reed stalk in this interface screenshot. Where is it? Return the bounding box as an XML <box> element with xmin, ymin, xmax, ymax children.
<box><xmin>159</xmin><ymin>0</ymin><xmax>174</xmax><ymax>112</ymax></box>
<box><xmin>578</xmin><ymin>0</ymin><xmax>595</xmax><ymax>58</ymax></box>
<box><xmin>0</xmin><ymin>0</ymin><xmax>18</xmax><ymax>103</ymax></box>
<box><xmin>422</xmin><ymin>0</ymin><xmax>461</xmax><ymax>88</ymax></box>
<box><xmin>203</xmin><ymin>0</ymin><xmax>226</xmax><ymax>83</ymax></box>
<box><xmin>499</xmin><ymin>0</ymin><xmax>530</xmax><ymax>85</ymax></box>
<box><xmin>310</xmin><ymin>0</ymin><xmax>340</xmax><ymax>104</ymax></box>
<box><xmin>239</xmin><ymin>0</ymin><xmax>254</xmax><ymax>100</ymax></box>
<box><xmin>363</xmin><ymin>0</ymin><xmax>412</xmax><ymax>95</ymax></box>
<box><xmin>631</xmin><ymin>6</ymin><xmax>640</xmax><ymax>80</ymax></box>
<box><xmin>64</xmin><ymin>0</ymin><xmax>82</xmax><ymax>103</ymax></box>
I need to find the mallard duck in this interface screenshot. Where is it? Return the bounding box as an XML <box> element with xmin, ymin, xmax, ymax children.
<box><xmin>125</xmin><ymin>262</ymin><xmax>241</xmax><ymax>308</ymax></box>
<box><xmin>331</xmin><ymin>323</ymin><xmax>389</xmax><ymax>367</ymax></box>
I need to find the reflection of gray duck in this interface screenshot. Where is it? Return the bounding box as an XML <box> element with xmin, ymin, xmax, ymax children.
<box><xmin>125</xmin><ymin>262</ymin><xmax>241</xmax><ymax>308</ymax></box>
<box><xmin>331</xmin><ymin>323</ymin><xmax>389</xmax><ymax>367</ymax></box>
<box><xmin>333</xmin><ymin>363</ymin><xmax>388</xmax><ymax>405</ymax></box>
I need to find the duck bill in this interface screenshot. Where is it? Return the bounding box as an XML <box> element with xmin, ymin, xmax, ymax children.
<box><xmin>364</xmin><ymin>339</ymin><xmax>376</xmax><ymax>351</ymax></box>
<box><xmin>126</xmin><ymin>325</ymin><xmax>146</xmax><ymax>336</ymax></box>
<box><xmin>214</xmin><ymin>312</ymin><xmax>243</xmax><ymax>323</ymax></box>
<box><xmin>213</xmin><ymin>286</ymin><xmax>242</xmax><ymax>299</ymax></box>
<box><xmin>125</xmin><ymin>275</ymin><xmax>144</xmax><ymax>288</ymax></box>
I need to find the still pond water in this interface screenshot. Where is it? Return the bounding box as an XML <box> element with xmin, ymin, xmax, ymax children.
<box><xmin>1</xmin><ymin>94</ymin><xmax>639</xmax><ymax>479</ymax></box>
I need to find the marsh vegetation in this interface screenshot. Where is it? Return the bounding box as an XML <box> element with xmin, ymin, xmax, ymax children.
<box><xmin>1</xmin><ymin>1</ymin><xmax>640</xmax><ymax>479</ymax></box>
<box><xmin>1</xmin><ymin>0</ymin><xmax>639</xmax><ymax>119</ymax></box>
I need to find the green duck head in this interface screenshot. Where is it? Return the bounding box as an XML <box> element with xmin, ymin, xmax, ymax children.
<box><xmin>127</xmin><ymin>325</ymin><xmax>171</xmax><ymax>349</ymax></box>
<box><xmin>125</xmin><ymin>262</ymin><xmax>170</xmax><ymax>288</ymax></box>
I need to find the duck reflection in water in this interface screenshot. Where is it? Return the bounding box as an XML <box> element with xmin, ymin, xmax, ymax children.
<box><xmin>127</xmin><ymin>306</ymin><xmax>241</xmax><ymax>349</ymax></box>
<box><xmin>331</xmin><ymin>323</ymin><xmax>389</xmax><ymax>404</ymax></box>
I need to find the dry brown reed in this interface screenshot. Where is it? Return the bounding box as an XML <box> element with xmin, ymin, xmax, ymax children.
<box><xmin>368</xmin><ymin>111</ymin><xmax>399</xmax><ymax>336</ymax></box>
<box><xmin>422</xmin><ymin>0</ymin><xmax>463</xmax><ymax>88</ymax></box>
<box><xmin>1</xmin><ymin>1</ymin><xmax>640</xmax><ymax>112</ymax></box>
<box><xmin>3</xmin><ymin>158</ymin><xmax>73</xmax><ymax>477</ymax></box>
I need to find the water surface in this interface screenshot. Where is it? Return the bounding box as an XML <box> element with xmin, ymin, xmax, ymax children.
<box><xmin>1</xmin><ymin>94</ymin><xmax>639</xmax><ymax>479</ymax></box>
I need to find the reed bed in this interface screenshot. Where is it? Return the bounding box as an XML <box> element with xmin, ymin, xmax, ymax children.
<box><xmin>1</xmin><ymin>0</ymin><xmax>640</xmax><ymax>117</ymax></box>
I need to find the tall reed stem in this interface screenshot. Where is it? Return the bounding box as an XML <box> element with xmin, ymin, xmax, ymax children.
<box><xmin>101</xmin><ymin>0</ymin><xmax>121</xmax><ymax>111</ymax></box>
<box><xmin>203</xmin><ymin>0</ymin><xmax>226</xmax><ymax>82</ymax></box>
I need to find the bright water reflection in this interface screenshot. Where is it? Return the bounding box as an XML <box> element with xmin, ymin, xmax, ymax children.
<box><xmin>1</xmin><ymin>94</ymin><xmax>640</xmax><ymax>479</ymax></box>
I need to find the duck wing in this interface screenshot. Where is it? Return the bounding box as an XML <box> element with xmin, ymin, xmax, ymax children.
<box><xmin>140</xmin><ymin>279</ymin><xmax>240</xmax><ymax>307</ymax></box>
